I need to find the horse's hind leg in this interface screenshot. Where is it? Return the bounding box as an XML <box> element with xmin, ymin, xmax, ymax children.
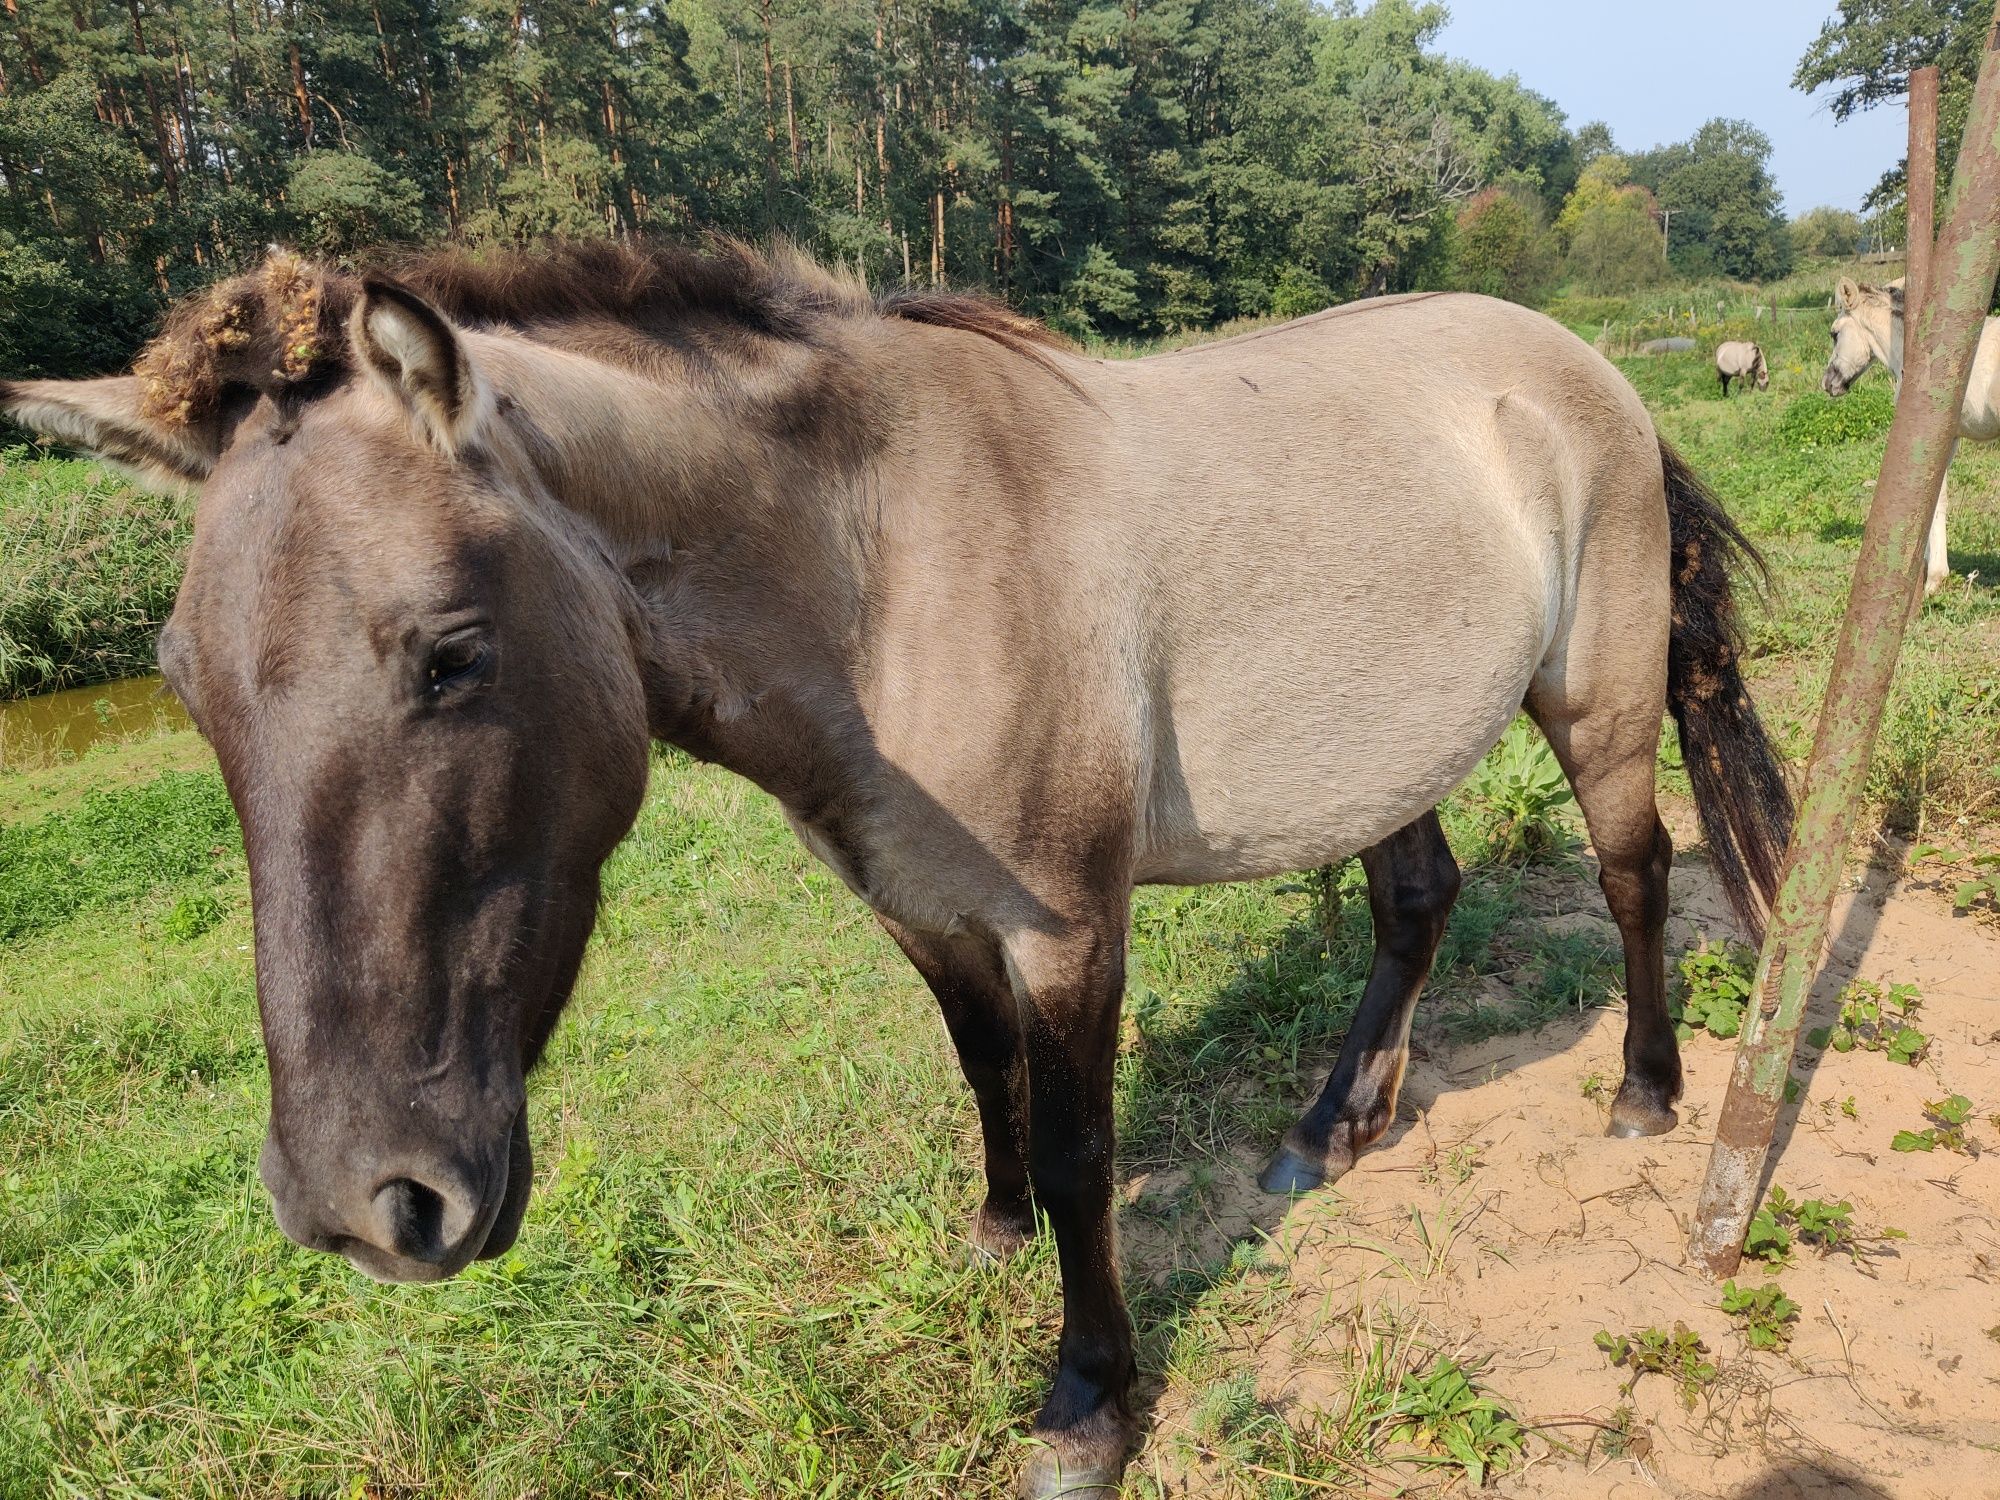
<box><xmin>1924</xmin><ymin>467</ymin><xmax>1952</xmax><ymax>595</ymax></box>
<box><xmin>1527</xmin><ymin>697</ymin><xmax>1680</xmax><ymax>1138</ymax></box>
<box><xmin>1260</xmin><ymin>810</ymin><xmax>1459</xmax><ymax>1194</ymax></box>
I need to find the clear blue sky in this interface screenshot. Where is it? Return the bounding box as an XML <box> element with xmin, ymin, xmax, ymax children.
<box><xmin>1435</xmin><ymin>0</ymin><xmax>1907</xmax><ymax>214</ymax></box>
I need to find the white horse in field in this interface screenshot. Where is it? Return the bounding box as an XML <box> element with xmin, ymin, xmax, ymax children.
<box><xmin>1824</xmin><ymin>276</ymin><xmax>1998</xmax><ymax>594</ymax></box>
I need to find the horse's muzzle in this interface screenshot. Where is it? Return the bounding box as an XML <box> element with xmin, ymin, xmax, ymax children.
<box><xmin>259</xmin><ymin>1104</ymin><xmax>532</xmax><ymax>1283</ymax></box>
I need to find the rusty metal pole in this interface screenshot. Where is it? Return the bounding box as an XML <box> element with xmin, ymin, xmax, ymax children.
<box><xmin>1909</xmin><ymin>65</ymin><xmax>1940</xmax><ymax>320</ymax></box>
<box><xmin>1688</xmin><ymin>16</ymin><xmax>2000</xmax><ymax>1278</ymax></box>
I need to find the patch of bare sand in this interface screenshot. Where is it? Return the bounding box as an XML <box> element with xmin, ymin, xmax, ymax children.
<box><xmin>1135</xmin><ymin>856</ymin><xmax>2000</xmax><ymax>1498</ymax></box>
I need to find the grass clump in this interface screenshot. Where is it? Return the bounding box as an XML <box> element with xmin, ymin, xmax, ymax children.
<box><xmin>0</xmin><ymin>769</ymin><xmax>236</xmax><ymax>942</ymax></box>
<box><xmin>1459</xmin><ymin>718</ymin><xmax>1575</xmax><ymax>864</ymax></box>
<box><xmin>1776</xmin><ymin>387</ymin><xmax>1895</xmax><ymax>449</ymax></box>
<box><xmin>1379</xmin><ymin>1358</ymin><xmax>1523</xmax><ymax>1488</ymax></box>
<box><xmin>0</xmin><ymin>449</ymin><xmax>190</xmax><ymax>698</ymax></box>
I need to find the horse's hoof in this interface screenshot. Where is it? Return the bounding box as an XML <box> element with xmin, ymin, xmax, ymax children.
<box><xmin>968</xmin><ymin>1202</ymin><xmax>1035</xmax><ymax>1263</ymax></box>
<box><xmin>1606</xmin><ymin>1102</ymin><xmax>1679</xmax><ymax>1139</ymax></box>
<box><xmin>1258</xmin><ymin>1147</ymin><xmax>1328</xmax><ymax>1196</ymax></box>
<box><xmin>1017</xmin><ymin>1446</ymin><xmax>1124</xmax><ymax>1498</ymax></box>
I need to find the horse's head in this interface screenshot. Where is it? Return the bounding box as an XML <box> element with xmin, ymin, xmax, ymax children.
<box><xmin>1</xmin><ymin>258</ymin><xmax>653</xmax><ymax>1282</ymax></box>
<box><xmin>1752</xmin><ymin>346</ymin><xmax>1770</xmax><ymax>392</ymax></box>
<box><xmin>1824</xmin><ymin>277</ymin><xmax>1898</xmax><ymax>397</ymax></box>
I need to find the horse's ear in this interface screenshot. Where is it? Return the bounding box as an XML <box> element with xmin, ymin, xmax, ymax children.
<box><xmin>1836</xmin><ymin>277</ymin><xmax>1860</xmax><ymax>310</ymax></box>
<box><xmin>350</xmin><ymin>277</ymin><xmax>491</xmax><ymax>455</ymax></box>
<box><xmin>0</xmin><ymin>375</ymin><xmax>217</xmax><ymax>489</ymax></box>
<box><xmin>1889</xmin><ymin>283</ymin><xmax>1906</xmax><ymax>316</ymax></box>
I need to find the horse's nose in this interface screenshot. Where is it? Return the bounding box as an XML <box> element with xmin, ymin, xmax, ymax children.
<box><xmin>259</xmin><ymin>1133</ymin><xmax>494</xmax><ymax>1281</ymax></box>
<box><xmin>367</xmin><ymin>1171</ymin><xmax>484</xmax><ymax>1265</ymax></box>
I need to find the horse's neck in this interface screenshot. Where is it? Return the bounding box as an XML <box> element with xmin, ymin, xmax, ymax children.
<box><xmin>1872</xmin><ymin>309</ymin><xmax>1908</xmax><ymax>387</ymax></box>
<box><xmin>483</xmin><ymin>329</ymin><xmax>884</xmax><ymax>799</ymax></box>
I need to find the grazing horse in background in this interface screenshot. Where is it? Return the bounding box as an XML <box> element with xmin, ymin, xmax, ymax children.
<box><xmin>0</xmin><ymin>241</ymin><xmax>1793</xmax><ymax>1498</ymax></box>
<box><xmin>1824</xmin><ymin>276</ymin><xmax>1995</xmax><ymax>595</ymax></box>
<box><xmin>1715</xmin><ymin>340</ymin><xmax>1769</xmax><ymax>397</ymax></box>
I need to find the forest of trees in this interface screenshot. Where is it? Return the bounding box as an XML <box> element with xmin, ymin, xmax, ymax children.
<box><xmin>0</xmin><ymin>0</ymin><xmax>1861</xmax><ymax>379</ymax></box>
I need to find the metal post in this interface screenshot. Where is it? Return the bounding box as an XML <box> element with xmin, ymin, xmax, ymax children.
<box><xmin>1909</xmin><ymin>66</ymin><xmax>1940</xmax><ymax>321</ymax></box>
<box><xmin>1688</xmin><ymin>14</ymin><xmax>2000</xmax><ymax>1278</ymax></box>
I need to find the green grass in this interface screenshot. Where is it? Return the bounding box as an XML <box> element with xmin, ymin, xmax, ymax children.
<box><xmin>0</xmin><ymin>735</ymin><xmax>1609</xmax><ymax>1497</ymax></box>
<box><xmin>0</xmin><ymin>770</ymin><xmax>237</xmax><ymax>942</ymax></box>
<box><xmin>0</xmin><ymin>448</ymin><xmax>191</xmax><ymax>699</ymax></box>
<box><xmin>1610</xmin><ymin>304</ymin><xmax>2000</xmax><ymax>834</ymax></box>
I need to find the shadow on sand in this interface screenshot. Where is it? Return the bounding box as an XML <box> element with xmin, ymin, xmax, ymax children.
<box><xmin>1110</xmin><ymin>845</ymin><xmax>1639</xmax><ymax>1447</ymax></box>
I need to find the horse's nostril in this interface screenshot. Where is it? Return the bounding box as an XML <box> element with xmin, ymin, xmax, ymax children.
<box><xmin>372</xmin><ymin>1176</ymin><xmax>467</xmax><ymax>1263</ymax></box>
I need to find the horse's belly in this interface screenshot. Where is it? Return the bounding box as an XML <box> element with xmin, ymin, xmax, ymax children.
<box><xmin>1134</xmin><ymin>594</ymin><xmax>1548</xmax><ymax>885</ymax></box>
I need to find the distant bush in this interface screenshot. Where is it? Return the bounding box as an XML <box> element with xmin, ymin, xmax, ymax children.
<box><xmin>1269</xmin><ymin>263</ymin><xmax>1336</xmax><ymax>320</ymax></box>
<box><xmin>0</xmin><ymin>450</ymin><xmax>190</xmax><ymax>697</ymax></box>
<box><xmin>1790</xmin><ymin>206</ymin><xmax>1864</xmax><ymax>260</ymax></box>
<box><xmin>1777</xmin><ymin>387</ymin><xmax>1895</xmax><ymax>448</ymax></box>
<box><xmin>1448</xmin><ymin>188</ymin><xmax>1560</xmax><ymax>307</ymax></box>
<box><xmin>1566</xmin><ymin>193</ymin><xmax>1670</xmax><ymax>294</ymax></box>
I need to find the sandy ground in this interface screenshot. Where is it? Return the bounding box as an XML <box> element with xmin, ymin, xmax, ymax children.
<box><xmin>1137</xmin><ymin>841</ymin><xmax>2000</xmax><ymax>1498</ymax></box>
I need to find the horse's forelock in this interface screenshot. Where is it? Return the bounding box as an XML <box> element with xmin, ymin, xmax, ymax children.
<box><xmin>135</xmin><ymin>252</ymin><xmax>357</xmax><ymax>428</ymax></box>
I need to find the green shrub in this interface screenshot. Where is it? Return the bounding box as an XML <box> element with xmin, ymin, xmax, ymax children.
<box><xmin>0</xmin><ymin>449</ymin><xmax>191</xmax><ymax>697</ymax></box>
<box><xmin>1672</xmin><ymin>941</ymin><xmax>1757</xmax><ymax>1041</ymax></box>
<box><xmin>162</xmin><ymin>889</ymin><xmax>225</xmax><ymax>943</ymax></box>
<box><xmin>1776</xmin><ymin>387</ymin><xmax>1895</xmax><ymax>449</ymax></box>
<box><xmin>1720</xmin><ymin>1279</ymin><xmax>1798</xmax><ymax>1350</ymax></box>
<box><xmin>1462</xmin><ymin>718</ymin><xmax>1575</xmax><ymax>863</ymax></box>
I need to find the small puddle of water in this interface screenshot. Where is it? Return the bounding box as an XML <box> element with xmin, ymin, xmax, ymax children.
<box><xmin>0</xmin><ymin>674</ymin><xmax>192</xmax><ymax>775</ymax></box>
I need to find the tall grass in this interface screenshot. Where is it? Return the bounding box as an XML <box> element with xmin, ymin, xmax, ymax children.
<box><xmin>1543</xmin><ymin>255</ymin><xmax>1905</xmax><ymax>345</ymax></box>
<box><xmin>0</xmin><ymin>449</ymin><xmax>190</xmax><ymax>699</ymax></box>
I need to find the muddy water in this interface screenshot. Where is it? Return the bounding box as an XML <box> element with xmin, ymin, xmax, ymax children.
<box><xmin>0</xmin><ymin>674</ymin><xmax>191</xmax><ymax>774</ymax></box>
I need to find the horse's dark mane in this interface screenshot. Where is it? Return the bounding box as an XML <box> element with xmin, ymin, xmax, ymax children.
<box><xmin>133</xmin><ymin>237</ymin><xmax>1069</xmax><ymax>426</ymax></box>
<box><xmin>383</xmin><ymin>237</ymin><xmax>1066</xmax><ymax>356</ymax></box>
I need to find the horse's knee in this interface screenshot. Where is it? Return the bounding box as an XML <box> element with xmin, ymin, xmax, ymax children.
<box><xmin>1370</xmin><ymin>842</ymin><xmax>1460</xmax><ymax>958</ymax></box>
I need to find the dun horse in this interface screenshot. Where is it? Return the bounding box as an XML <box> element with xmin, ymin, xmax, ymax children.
<box><xmin>1715</xmin><ymin>339</ymin><xmax>1768</xmax><ymax>396</ymax></box>
<box><xmin>1</xmin><ymin>241</ymin><xmax>1792</xmax><ymax>1497</ymax></box>
<box><xmin>1824</xmin><ymin>276</ymin><xmax>1990</xmax><ymax>594</ymax></box>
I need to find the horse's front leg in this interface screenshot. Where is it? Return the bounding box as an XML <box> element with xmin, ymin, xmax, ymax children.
<box><xmin>1260</xmin><ymin>811</ymin><xmax>1460</xmax><ymax>1193</ymax></box>
<box><xmin>878</xmin><ymin>916</ymin><xmax>1036</xmax><ymax>1258</ymax></box>
<box><xmin>1008</xmin><ymin>918</ymin><xmax>1135</xmax><ymax>1498</ymax></box>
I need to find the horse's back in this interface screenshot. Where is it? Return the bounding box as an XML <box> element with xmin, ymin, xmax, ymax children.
<box><xmin>1716</xmin><ymin>340</ymin><xmax>1759</xmax><ymax>375</ymax></box>
<box><xmin>1090</xmin><ymin>295</ymin><xmax>1666</xmax><ymax>883</ymax></box>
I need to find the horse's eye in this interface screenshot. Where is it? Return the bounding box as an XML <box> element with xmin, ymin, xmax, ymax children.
<box><xmin>425</xmin><ymin>631</ymin><xmax>491</xmax><ymax>698</ymax></box>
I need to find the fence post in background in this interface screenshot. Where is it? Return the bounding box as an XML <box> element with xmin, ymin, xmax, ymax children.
<box><xmin>1687</xmin><ymin>14</ymin><xmax>2000</xmax><ymax>1278</ymax></box>
<box><xmin>1909</xmin><ymin>65</ymin><xmax>1941</xmax><ymax>320</ymax></box>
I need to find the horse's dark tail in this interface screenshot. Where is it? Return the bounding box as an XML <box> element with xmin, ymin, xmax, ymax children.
<box><xmin>1660</xmin><ymin>439</ymin><xmax>1794</xmax><ymax>943</ymax></box>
